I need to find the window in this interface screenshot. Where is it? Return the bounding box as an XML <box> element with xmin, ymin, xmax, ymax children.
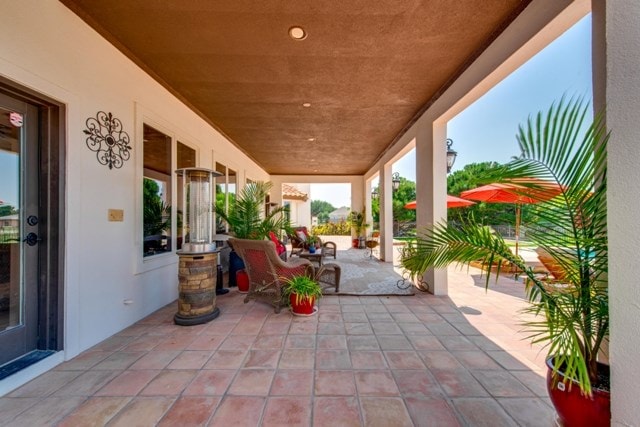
<box><xmin>143</xmin><ymin>124</ymin><xmax>172</xmax><ymax>257</ymax></box>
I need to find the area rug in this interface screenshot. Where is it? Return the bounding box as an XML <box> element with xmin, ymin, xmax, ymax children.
<box><xmin>322</xmin><ymin>249</ymin><xmax>415</xmax><ymax>296</ymax></box>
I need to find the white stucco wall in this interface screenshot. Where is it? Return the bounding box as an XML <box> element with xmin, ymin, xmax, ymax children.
<box><xmin>599</xmin><ymin>2</ymin><xmax>640</xmax><ymax>424</ymax></box>
<box><xmin>0</xmin><ymin>0</ymin><xmax>268</xmax><ymax>365</ymax></box>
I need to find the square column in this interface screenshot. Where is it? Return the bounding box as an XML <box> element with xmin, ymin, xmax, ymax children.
<box><xmin>378</xmin><ymin>166</ymin><xmax>394</xmax><ymax>262</ymax></box>
<box><xmin>414</xmin><ymin>122</ymin><xmax>448</xmax><ymax>295</ymax></box>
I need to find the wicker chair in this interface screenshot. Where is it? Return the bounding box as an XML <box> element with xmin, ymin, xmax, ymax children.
<box><xmin>288</xmin><ymin>226</ymin><xmax>337</xmax><ymax>259</ymax></box>
<box><xmin>229</xmin><ymin>238</ymin><xmax>314</xmax><ymax>313</ymax></box>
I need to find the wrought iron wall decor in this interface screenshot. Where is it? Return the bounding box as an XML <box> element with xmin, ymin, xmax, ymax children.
<box><xmin>84</xmin><ymin>111</ymin><xmax>131</xmax><ymax>169</ymax></box>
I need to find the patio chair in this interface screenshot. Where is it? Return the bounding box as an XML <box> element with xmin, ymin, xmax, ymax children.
<box><xmin>364</xmin><ymin>231</ymin><xmax>380</xmax><ymax>259</ymax></box>
<box><xmin>288</xmin><ymin>226</ymin><xmax>337</xmax><ymax>259</ymax></box>
<box><xmin>229</xmin><ymin>238</ymin><xmax>314</xmax><ymax>313</ymax></box>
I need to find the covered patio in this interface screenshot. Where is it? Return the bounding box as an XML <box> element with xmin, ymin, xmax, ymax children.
<box><xmin>0</xmin><ymin>0</ymin><xmax>639</xmax><ymax>424</ymax></box>
<box><xmin>1</xmin><ymin>254</ymin><xmax>553</xmax><ymax>426</ymax></box>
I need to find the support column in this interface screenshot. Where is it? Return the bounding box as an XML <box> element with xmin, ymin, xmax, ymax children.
<box><xmin>414</xmin><ymin>122</ymin><xmax>448</xmax><ymax>295</ymax></box>
<box><xmin>379</xmin><ymin>165</ymin><xmax>394</xmax><ymax>262</ymax></box>
<box><xmin>595</xmin><ymin>1</ymin><xmax>640</xmax><ymax>424</ymax></box>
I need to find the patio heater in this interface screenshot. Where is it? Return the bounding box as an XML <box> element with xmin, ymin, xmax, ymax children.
<box><xmin>174</xmin><ymin>167</ymin><xmax>223</xmax><ymax>326</ymax></box>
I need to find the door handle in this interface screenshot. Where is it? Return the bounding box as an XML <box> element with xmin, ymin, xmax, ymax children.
<box><xmin>23</xmin><ymin>232</ymin><xmax>42</xmax><ymax>246</ymax></box>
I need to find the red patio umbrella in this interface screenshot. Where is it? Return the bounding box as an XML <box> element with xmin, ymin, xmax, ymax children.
<box><xmin>403</xmin><ymin>195</ymin><xmax>476</xmax><ymax>210</ymax></box>
<box><xmin>460</xmin><ymin>179</ymin><xmax>563</xmax><ymax>257</ymax></box>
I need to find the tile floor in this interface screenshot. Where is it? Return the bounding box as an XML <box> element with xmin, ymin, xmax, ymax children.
<box><xmin>0</xmin><ymin>264</ymin><xmax>557</xmax><ymax>426</ymax></box>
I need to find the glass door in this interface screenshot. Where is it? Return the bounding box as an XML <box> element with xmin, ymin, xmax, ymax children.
<box><xmin>0</xmin><ymin>93</ymin><xmax>39</xmax><ymax>366</ymax></box>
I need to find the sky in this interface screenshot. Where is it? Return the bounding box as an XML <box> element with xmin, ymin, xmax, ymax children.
<box><xmin>311</xmin><ymin>14</ymin><xmax>593</xmax><ymax>209</ymax></box>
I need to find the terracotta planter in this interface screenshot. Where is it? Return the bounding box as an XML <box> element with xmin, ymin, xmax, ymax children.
<box><xmin>289</xmin><ymin>294</ymin><xmax>316</xmax><ymax>315</ymax></box>
<box><xmin>236</xmin><ymin>269</ymin><xmax>250</xmax><ymax>293</ymax></box>
<box><xmin>546</xmin><ymin>356</ymin><xmax>610</xmax><ymax>427</ymax></box>
<box><xmin>352</xmin><ymin>238</ymin><xmax>359</xmax><ymax>248</ymax></box>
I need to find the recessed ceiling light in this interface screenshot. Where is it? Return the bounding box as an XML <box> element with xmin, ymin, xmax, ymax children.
<box><xmin>289</xmin><ymin>26</ymin><xmax>307</xmax><ymax>40</ymax></box>
<box><xmin>308</xmin><ymin>137</ymin><xmax>316</xmax><ymax>142</ymax></box>
<box><xmin>302</xmin><ymin>102</ymin><xmax>311</xmax><ymax>108</ymax></box>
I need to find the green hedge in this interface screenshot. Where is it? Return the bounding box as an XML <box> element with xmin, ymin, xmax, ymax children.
<box><xmin>312</xmin><ymin>220</ymin><xmax>351</xmax><ymax>236</ymax></box>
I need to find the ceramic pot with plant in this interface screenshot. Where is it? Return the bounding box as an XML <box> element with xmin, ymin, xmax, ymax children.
<box><xmin>283</xmin><ymin>274</ymin><xmax>323</xmax><ymax>315</ymax></box>
<box><xmin>400</xmin><ymin>98</ymin><xmax>610</xmax><ymax>426</ymax></box>
<box><xmin>306</xmin><ymin>234</ymin><xmax>318</xmax><ymax>253</ymax></box>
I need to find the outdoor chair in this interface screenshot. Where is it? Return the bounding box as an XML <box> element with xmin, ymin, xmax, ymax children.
<box><xmin>230</xmin><ymin>238</ymin><xmax>313</xmax><ymax>313</ymax></box>
<box><xmin>288</xmin><ymin>226</ymin><xmax>337</xmax><ymax>259</ymax></box>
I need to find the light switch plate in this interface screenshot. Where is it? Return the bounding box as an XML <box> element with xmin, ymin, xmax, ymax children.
<box><xmin>108</xmin><ymin>209</ymin><xmax>124</xmax><ymax>222</ymax></box>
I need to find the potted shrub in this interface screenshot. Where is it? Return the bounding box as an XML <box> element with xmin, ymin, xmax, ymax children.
<box><xmin>305</xmin><ymin>234</ymin><xmax>319</xmax><ymax>253</ymax></box>
<box><xmin>347</xmin><ymin>210</ymin><xmax>368</xmax><ymax>248</ymax></box>
<box><xmin>216</xmin><ymin>181</ymin><xmax>290</xmax><ymax>286</ymax></box>
<box><xmin>400</xmin><ymin>98</ymin><xmax>609</xmax><ymax>427</ymax></box>
<box><xmin>283</xmin><ymin>274</ymin><xmax>323</xmax><ymax>316</ymax></box>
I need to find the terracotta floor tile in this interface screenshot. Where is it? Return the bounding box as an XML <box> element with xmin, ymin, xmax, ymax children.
<box><xmin>315</xmin><ymin>370</ymin><xmax>356</xmax><ymax>396</ymax></box>
<box><xmin>186</xmin><ymin>334</ymin><xmax>225</xmax><ymax>351</ymax></box>
<box><xmin>342</xmin><ymin>312</ymin><xmax>368</xmax><ymax>322</ymax></box>
<box><xmin>392</xmin><ymin>370</ymin><xmax>444</xmax><ymax>398</ymax></box>
<box><xmin>204</xmin><ymin>349</ymin><xmax>248</xmax><ymax>369</ymax></box>
<box><xmin>354</xmin><ymin>371</ymin><xmax>400</xmax><ymax>396</ymax></box>
<box><xmin>57</xmin><ymin>396</ymin><xmax>131</xmax><ymax>427</ymax></box>
<box><xmin>182</xmin><ymin>370</ymin><xmax>235</xmax><ymax>396</ymax></box>
<box><xmin>347</xmin><ymin>335</ymin><xmax>380</xmax><ymax>350</ymax></box>
<box><xmin>391</xmin><ymin>313</ymin><xmax>421</xmax><ymax>323</ymax></box>
<box><xmin>166</xmin><ymin>350</ymin><xmax>212</xmax><ymax>369</ymax></box>
<box><xmin>123</xmin><ymin>335</ymin><xmax>163</xmax><ymax>351</ymax></box>
<box><xmin>316</xmin><ymin>322</ymin><xmax>345</xmax><ymax>335</ymax></box>
<box><xmin>431</xmin><ymin>369</ymin><xmax>489</xmax><ymax>398</ymax></box>
<box><xmin>91</xmin><ymin>351</ymin><xmax>146</xmax><ymax>370</ymax></box>
<box><xmin>129</xmin><ymin>351</ymin><xmax>180</xmax><ymax>370</ymax></box>
<box><xmin>278</xmin><ymin>348</ymin><xmax>315</xmax><ymax>369</ymax></box>
<box><xmin>318</xmin><ymin>311</ymin><xmax>343</xmax><ymax>322</ymax></box>
<box><xmin>316</xmin><ymin>349</ymin><xmax>352</xmax><ymax>369</ymax></box>
<box><xmin>53</xmin><ymin>370</ymin><xmax>121</xmax><ymax>396</ymax></box>
<box><xmin>7</xmin><ymin>396</ymin><xmax>85</xmax><ymax>426</ymax></box>
<box><xmin>487</xmin><ymin>350</ymin><xmax>533</xmax><ymax>370</ymax></box>
<box><xmin>154</xmin><ymin>334</ymin><xmax>197</xmax><ymax>351</ymax></box>
<box><xmin>219</xmin><ymin>334</ymin><xmax>256</xmax><ymax>351</ymax></box>
<box><xmin>384</xmin><ymin>351</ymin><xmax>426</xmax><ymax>369</ymax></box>
<box><xmin>360</xmin><ymin>397</ymin><xmax>413</xmax><ymax>427</ymax></box>
<box><xmin>316</xmin><ymin>334</ymin><xmax>348</xmax><ymax>349</ymax></box>
<box><xmin>243</xmin><ymin>349</ymin><xmax>281</xmax><ymax>369</ymax></box>
<box><xmin>451</xmin><ymin>350</ymin><xmax>503</xmax><ymax>370</ymax></box>
<box><xmin>438</xmin><ymin>335</ymin><xmax>479</xmax><ymax>351</ymax></box>
<box><xmin>313</xmin><ymin>397</ymin><xmax>361</xmax><ymax>426</ymax></box>
<box><xmin>398</xmin><ymin>322</ymin><xmax>431</xmax><ymax>335</ymax></box>
<box><xmin>201</xmin><ymin>321</ymin><xmax>236</xmax><ymax>336</ymax></box>
<box><xmin>288</xmin><ymin>320</ymin><xmax>318</xmax><ymax>334</ymax></box>
<box><xmin>95</xmin><ymin>370</ymin><xmax>159</xmax><ymax>396</ymax></box>
<box><xmin>470</xmin><ymin>370</ymin><xmax>534</xmax><ymax>397</ymax></box>
<box><xmin>404</xmin><ymin>397</ymin><xmax>461</xmax><ymax>426</ymax></box>
<box><xmin>228</xmin><ymin>369</ymin><xmax>275</xmax><ymax>396</ymax></box>
<box><xmin>259</xmin><ymin>322</ymin><xmax>290</xmax><ymax>335</ymax></box>
<box><xmin>252</xmin><ymin>334</ymin><xmax>285</xmax><ymax>349</ymax></box>
<box><xmin>107</xmin><ymin>396</ymin><xmax>175</xmax><ymax>427</ymax></box>
<box><xmin>510</xmin><ymin>370</ymin><xmax>548</xmax><ymax>397</ymax></box>
<box><xmin>140</xmin><ymin>370</ymin><xmax>197</xmax><ymax>396</ymax></box>
<box><xmin>261</xmin><ymin>396</ymin><xmax>311</xmax><ymax>427</ymax></box>
<box><xmin>370</xmin><ymin>322</ymin><xmax>404</xmax><ymax>335</ymax></box>
<box><xmin>285</xmin><ymin>334</ymin><xmax>316</xmax><ymax>349</ymax></box>
<box><xmin>157</xmin><ymin>396</ymin><xmax>220</xmax><ymax>426</ymax></box>
<box><xmin>208</xmin><ymin>396</ymin><xmax>266</xmax><ymax>427</ymax></box>
<box><xmin>341</xmin><ymin>304</ymin><xmax>365</xmax><ymax>313</ymax></box>
<box><xmin>498</xmin><ymin>397</ymin><xmax>555</xmax><ymax>426</ymax></box>
<box><xmin>419</xmin><ymin>351</ymin><xmax>465</xmax><ymax>370</ymax></box>
<box><xmin>451</xmin><ymin>397</ymin><xmax>517</xmax><ymax>426</ymax></box>
<box><xmin>351</xmin><ymin>351</ymin><xmax>388</xmax><ymax>369</ymax></box>
<box><xmin>345</xmin><ymin>322</ymin><xmax>374</xmax><ymax>335</ymax></box>
<box><xmin>270</xmin><ymin>370</ymin><xmax>313</xmax><ymax>396</ymax></box>
<box><xmin>54</xmin><ymin>350</ymin><xmax>112</xmax><ymax>370</ymax></box>
<box><xmin>9</xmin><ymin>370</ymin><xmax>83</xmax><ymax>397</ymax></box>
<box><xmin>91</xmin><ymin>335</ymin><xmax>135</xmax><ymax>352</ymax></box>
<box><xmin>377</xmin><ymin>335</ymin><xmax>413</xmax><ymax>350</ymax></box>
<box><xmin>0</xmin><ymin>397</ymin><xmax>40</xmax><ymax>423</ymax></box>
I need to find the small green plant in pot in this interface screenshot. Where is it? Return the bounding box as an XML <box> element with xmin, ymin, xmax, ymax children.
<box><xmin>305</xmin><ymin>234</ymin><xmax>319</xmax><ymax>252</ymax></box>
<box><xmin>401</xmin><ymin>98</ymin><xmax>609</xmax><ymax>427</ymax></box>
<box><xmin>283</xmin><ymin>274</ymin><xmax>323</xmax><ymax>316</ymax></box>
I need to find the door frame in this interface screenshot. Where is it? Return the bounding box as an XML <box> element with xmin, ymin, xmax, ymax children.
<box><xmin>0</xmin><ymin>77</ymin><xmax>65</xmax><ymax>356</ymax></box>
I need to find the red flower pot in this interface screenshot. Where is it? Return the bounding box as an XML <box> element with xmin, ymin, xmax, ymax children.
<box><xmin>352</xmin><ymin>238</ymin><xmax>359</xmax><ymax>248</ymax></box>
<box><xmin>236</xmin><ymin>270</ymin><xmax>250</xmax><ymax>293</ymax></box>
<box><xmin>289</xmin><ymin>294</ymin><xmax>316</xmax><ymax>315</ymax></box>
<box><xmin>546</xmin><ymin>357</ymin><xmax>610</xmax><ymax>427</ymax></box>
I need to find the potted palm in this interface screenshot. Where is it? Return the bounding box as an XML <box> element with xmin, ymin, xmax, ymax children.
<box><xmin>347</xmin><ymin>210</ymin><xmax>368</xmax><ymax>248</ymax></box>
<box><xmin>215</xmin><ymin>181</ymin><xmax>290</xmax><ymax>286</ymax></box>
<box><xmin>283</xmin><ymin>274</ymin><xmax>323</xmax><ymax>316</ymax></box>
<box><xmin>400</xmin><ymin>98</ymin><xmax>609</xmax><ymax>427</ymax></box>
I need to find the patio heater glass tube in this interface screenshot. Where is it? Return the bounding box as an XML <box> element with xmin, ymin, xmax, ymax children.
<box><xmin>176</xmin><ymin>168</ymin><xmax>222</xmax><ymax>253</ymax></box>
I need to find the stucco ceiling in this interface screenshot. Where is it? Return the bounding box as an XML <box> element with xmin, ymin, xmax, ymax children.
<box><xmin>61</xmin><ymin>0</ymin><xmax>530</xmax><ymax>175</ymax></box>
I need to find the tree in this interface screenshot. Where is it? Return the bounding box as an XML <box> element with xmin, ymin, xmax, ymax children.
<box><xmin>311</xmin><ymin>200</ymin><xmax>335</xmax><ymax>217</ymax></box>
<box><xmin>0</xmin><ymin>205</ymin><xmax>18</xmax><ymax>217</ymax></box>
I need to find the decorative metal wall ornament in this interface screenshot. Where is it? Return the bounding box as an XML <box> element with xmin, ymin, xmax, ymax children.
<box><xmin>83</xmin><ymin>111</ymin><xmax>131</xmax><ymax>169</ymax></box>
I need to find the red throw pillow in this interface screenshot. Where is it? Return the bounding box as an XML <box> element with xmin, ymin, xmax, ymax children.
<box><xmin>269</xmin><ymin>231</ymin><xmax>286</xmax><ymax>255</ymax></box>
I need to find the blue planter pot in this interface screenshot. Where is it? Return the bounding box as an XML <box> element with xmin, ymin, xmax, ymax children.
<box><xmin>228</xmin><ymin>250</ymin><xmax>245</xmax><ymax>287</ymax></box>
